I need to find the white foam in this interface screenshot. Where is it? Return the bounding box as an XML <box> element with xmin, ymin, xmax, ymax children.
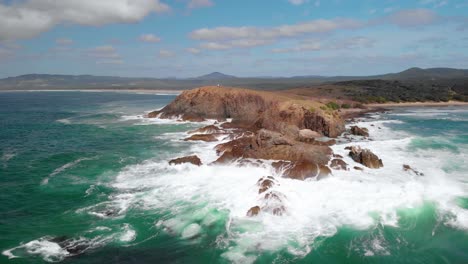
<box><xmin>119</xmin><ymin>224</ymin><xmax>137</xmax><ymax>242</ymax></box>
<box><xmin>15</xmin><ymin>107</ymin><xmax>463</xmax><ymax>262</ymax></box>
<box><xmin>2</xmin><ymin>237</ymin><xmax>69</xmax><ymax>262</ymax></box>
<box><xmin>42</xmin><ymin>157</ymin><xmax>94</xmax><ymax>185</ymax></box>
<box><xmin>101</xmin><ymin>107</ymin><xmax>468</xmax><ymax>261</ymax></box>
<box><xmin>181</xmin><ymin>223</ymin><xmax>202</xmax><ymax>239</ymax></box>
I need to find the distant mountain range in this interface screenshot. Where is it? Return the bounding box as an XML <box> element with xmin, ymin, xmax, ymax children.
<box><xmin>1</xmin><ymin>67</ymin><xmax>468</xmax><ymax>91</ymax></box>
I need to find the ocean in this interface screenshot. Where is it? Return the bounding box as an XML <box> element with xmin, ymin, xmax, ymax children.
<box><xmin>1</xmin><ymin>91</ymin><xmax>467</xmax><ymax>263</ymax></box>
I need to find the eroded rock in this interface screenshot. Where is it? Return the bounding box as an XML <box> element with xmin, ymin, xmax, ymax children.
<box><xmin>188</xmin><ymin>125</ymin><xmax>221</xmax><ymax>134</ymax></box>
<box><xmin>169</xmin><ymin>155</ymin><xmax>202</xmax><ymax>166</ymax></box>
<box><xmin>247</xmin><ymin>206</ymin><xmax>261</xmax><ymax>216</ymax></box>
<box><xmin>282</xmin><ymin>160</ymin><xmax>331</xmax><ymax>180</ymax></box>
<box><xmin>403</xmin><ymin>164</ymin><xmax>424</xmax><ymax>176</ymax></box>
<box><xmin>330</xmin><ymin>159</ymin><xmax>348</xmax><ymax>170</ymax></box>
<box><xmin>348</xmin><ymin>146</ymin><xmax>383</xmax><ymax>169</ymax></box>
<box><xmin>184</xmin><ymin>134</ymin><xmax>218</xmax><ymax>142</ymax></box>
<box><xmin>350</xmin><ymin>126</ymin><xmax>369</xmax><ymax>137</ymax></box>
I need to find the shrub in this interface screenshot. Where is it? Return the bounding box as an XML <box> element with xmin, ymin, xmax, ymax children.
<box><xmin>325</xmin><ymin>101</ymin><xmax>340</xmax><ymax>110</ymax></box>
<box><xmin>341</xmin><ymin>103</ymin><xmax>351</xmax><ymax>109</ymax></box>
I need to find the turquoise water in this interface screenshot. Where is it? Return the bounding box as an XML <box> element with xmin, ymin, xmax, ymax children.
<box><xmin>1</xmin><ymin>92</ymin><xmax>467</xmax><ymax>263</ymax></box>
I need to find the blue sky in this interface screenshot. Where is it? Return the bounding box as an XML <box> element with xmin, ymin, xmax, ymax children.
<box><xmin>0</xmin><ymin>0</ymin><xmax>467</xmax><ymax>78</ymax></box>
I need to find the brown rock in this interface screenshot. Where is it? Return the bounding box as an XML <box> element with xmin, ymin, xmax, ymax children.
<box><xmin>180</xmin><ymin>113</ymin><xmax>206</xmax><ymax>122</ymax></box>
<box><xmin>147</xmin><ymin>110</ymin><xmax>161</xmax><ymax>118</ymax></box>
<box><xmin>188</xmin><ymin>125</ymin><xmax>221</xmax><ymax>134</ymax></box>
<box><xmin>214</xmin><ymin>130</ymin><xmax>332</xmax><ymax>165</ymax></box>
<box><xmin>271</xmin><ymin>161</ymin><xmax>291</xmax><ymax>172</ymax></box>
<box><xmin>333</xmin><ymin>154</ymin><xmax>344</xmax><ymax>159</ymax></box>
<box><xmin>330</xmin><ymin>159</ymin><xmax>348</xmax><ymax>170</ymax></box>
<box><xmin>247</xmin><ymin>206</ymin><xmax>261</xmax><ymax>217</ymax></box>
<box><xmin>151</xmin><ymin>86</ymin><xmax>345</xmax><ymax>137</ymax></box>
<box><xmin>272</xmin><ymin>206</ymin><xmax>286</xmax><ymax>216</ymax></box>
<box><xmin>282</xmin><ymin>160</ymin><xmax>331</xmax><ymax>180</ymax></box>
<box><xmin>169</xmin><ymin>155</ymin><xmax>202</xmax><ymax>166</ymax></box>
<box><xmin>403</xmin><ymin>164</ymin><xmax>424</xmax><ymax>176</ymax></box>
<box><xmin>354</xmin><ymin>166</ymin><xmax>364</xmax><ymax>171</ymax></box>
<box><xmin>184</xmin><ymin>134</ymin><xmax>218</xmax><ymax>142</ymax></box>
<box><xmin>258</xmin><ymin>178</ymin><xmax>275</xmax><ymax>194</ymax></box>
<box><xmin>350</xmin><ymin>126</ymin><xmax>369</xmax><ymax>137</ymax></box>
<box><xmin>349</xmin><ymin>146</ymin><xmax>383</xmax><ymax>169</ymax></box>
<box><xmin>298</xmin><ymin>129</ymin><xmax>322</xmax><ymax>143</ymax></box>
<box><xmin>263</xmin><ymin>191</ymin><xmax>285</xmax><ymax>202</ymax></box>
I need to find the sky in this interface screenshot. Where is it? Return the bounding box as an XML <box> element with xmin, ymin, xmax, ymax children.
<box><xmin>0</xmin><ymin>0</ymin><xmax>468</xmax><ymax>78</ymax></box>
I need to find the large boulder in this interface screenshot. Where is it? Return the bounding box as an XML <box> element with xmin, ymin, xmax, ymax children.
<box><xmin>246</xmin><ymin>206</ymin><xmax>261</xmax><ymax>216</ymax></box>
<box><xmin>214</xmin><ymin>129</ymin><xmax>332</xmax><ymax>165</ymax></box>
<box><xmin>169</xmin><ymin>155</ymin><xmax>202</xmax><ymax>166</ymax></box>
<box><xmin>330</xmin><ymin>159</ymin><xmax>348</xmax><ymax>170</ymax></box>
<box><xmin>282</xmin><ymin>160</ymin><xmax>331</xmax><ymax>180</ymax></box>
<box><xmin>348</xmin><ymin>146</ymin><xmax>383</xmax><ymax>169</ymax></box>
<box><xmin>350</xmin><ymin>126</ymin><xmax>369</xmax><ymax>137</ymax></box>
<box><xmin>184</xmin><ymin>134</ymin><xmax>218</xmax><ymax>142</ymax></box>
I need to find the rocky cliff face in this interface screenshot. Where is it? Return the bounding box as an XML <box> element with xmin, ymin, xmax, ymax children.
<box><xmin>148</xmin><ymin>86</ymin><xmax>345</xmax><ymax>138</ymax></box>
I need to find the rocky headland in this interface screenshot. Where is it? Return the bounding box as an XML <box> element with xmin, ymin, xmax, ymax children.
<box><xmin>148</xmin><ymin>86</ymin><xmax>386</xmax><ymax>216</ymax></box>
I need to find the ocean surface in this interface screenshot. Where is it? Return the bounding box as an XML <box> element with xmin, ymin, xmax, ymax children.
<box><xmin>1</xmin><ymin>91</ymin><xmax>467</xmax><ymax>264</ymax></box>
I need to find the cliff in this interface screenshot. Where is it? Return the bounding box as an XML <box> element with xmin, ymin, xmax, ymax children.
<box><xmin>148</xmin><ymin>86</ymin><xmax>345</xmax><ymax>138</ymax></box>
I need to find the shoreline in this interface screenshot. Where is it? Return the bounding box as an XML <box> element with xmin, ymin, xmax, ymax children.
<box><xmin>366</xmin><ymin>101</ymin><xmax>468</xmax><ymax>107</ymax></box>
<box><xmin>0</xmin><ymin>89</ymin><xmax>183</xmax><ymax>95</ymax></box>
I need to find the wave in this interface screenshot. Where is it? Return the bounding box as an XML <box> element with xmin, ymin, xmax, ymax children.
<box><xmin>2</xmin><ymin>224</ymin><xmax>137</xmax><ymax>262</ymax></box>
<box><xmin>9</xmin><ymin>108</ymin><xmax>468</xmax><ymax>263</ymax></box>
<box><xmin>42</xmin><ymin>157</ymin><xmax>95</xmax><ymax>185</ymax></box>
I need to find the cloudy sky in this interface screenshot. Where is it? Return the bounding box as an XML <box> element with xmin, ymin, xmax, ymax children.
<box><xmin>1</xmin><ymin>0</ymin><xmax>467</xmax><ymax>78</ymax></box>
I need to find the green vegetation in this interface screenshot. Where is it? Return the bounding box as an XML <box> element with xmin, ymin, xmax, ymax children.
<box><xmin>340</xmin><ymin>103</ymin><xmax>351</xmax><ymax>109</ymax></box>
<box><xmin>325</xmin><ymin>101</ymin><xmax>340</xmax><ymax>110</ymax></box>
<box><xmin>335</xmin><ymin>80</ymin><xmax>468</xmax><ymax>103</ymax></box>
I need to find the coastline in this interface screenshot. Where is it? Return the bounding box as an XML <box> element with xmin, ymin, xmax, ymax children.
<box><xmin>0</xmin><ymin>89</ymin><xmax>183</xmax><ymax>95</ymax></box>
<box><xmin>366</xmin><ymin>101</ymin><xmax>468</xmax><ymax>107</ymax></box>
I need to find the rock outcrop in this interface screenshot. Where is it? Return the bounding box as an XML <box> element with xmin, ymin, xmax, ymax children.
<box><xmin>330</xmin><ymin>159</ymin><xmax>348</xmax><ymax>170</ymax></box>
<box><xmin>184</xmin><ymin>134</ymin><xmax>218</xmax><ymax>142</ymax></box>
<box><xmin>188</xmin><ymin>125</ymin><xmax>221</xmax><ymax>134</ymax></box>
<box><xmin>169</xmin><ymin>155</ymin><xmax>202</xmax><ymax>166</ymax></box>
<box><xmin>348</xmin><ymin>146</ymin><xmax>383</xmax><ymax>169</ymax></box>
<box><xmin>350</xmin><ymin>126</ymin><xmax>369</xmax><ymax>137</ymax></box>
<box><xmin>246</xmin><ymin>206</ymin><xmax>261</xmax><ymax>216</ymax></box>
<box><xmin>214</xmin><ymin>129</ymin><xmax>332</xmax><ymax>166</ymax></box>
<box><xmin>403</xmin><ymin>164</ymin><xmax>424</xmax><ymax>176</ymax></box>
<box><xmin>148</xmin><ymin>86</ymin><xmax>345</xmax><ymax>138</ymax></box>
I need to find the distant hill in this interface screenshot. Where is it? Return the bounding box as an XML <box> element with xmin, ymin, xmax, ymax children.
<box><xmin>0</xmin><ymin>67</ymin><xmax>467</xmax><ymax>91</ymax></box>
<box><xmin>193</xmin><ymin>72</ymin><xmax>237</xmax><ymax>80</ymax></box>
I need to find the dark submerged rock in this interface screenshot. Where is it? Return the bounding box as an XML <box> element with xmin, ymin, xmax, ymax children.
<box><xmin>169</xmin><ymin>155</ymin><xmax>202</xmax><ymax>166</ymax></box>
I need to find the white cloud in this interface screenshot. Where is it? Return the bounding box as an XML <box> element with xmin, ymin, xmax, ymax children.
<box><xmin>88</xmin><ymin>45</ymin><xmax>120</xmax><ymax>59</ymax></box>
<box><xmin>139</xmin><ymin>34</ymin><xmax>161</xmax><ymax>43</ymax></box>
<box><xmin>190</xmin><ymin>18</ymin><xmax>362</xmax><ymax>51</ymax></box>
<box><xmin>288</xmin><ymin>0</ymin><xmax>306</xmax><ymax>5</ymax></box>
<box><xmin>56</xmin><ymin>38</ymin><xmax>73</xmax><ymax>45</ymax></box>
<box><xmin>190</xmin><ymin>18</ymin><xmax>363</xmax><ymax>41</ymax></box>
<box><xmin>187</xmin><ymin>0</ymin><xmax>214</xmax><ymax>9</ymax></box>
<box><xmin>272</xmin><ymin>42</ymin><xmax>321</xmax><ymax>53</ymax></box>
<box><xmin>271</xmin><ymin>36</ymin><xmax>374</xmax><ymax>53</ymax></box>
<box><xmin>158</xmin><ymin>49</ymin><xmax>175</xmax><ymax>58</ymax></box>
<box><xmin>420</xmin><ymin>0</ymin><xmax>448</xmax><ymax>8</ymax></box>
<box><xmin>186</xmin><ymin>47</ymin><xmax>202</xmax><ymax>54</ymax></box>
<box><xmin>0</xmin><ymin>0</ymin><xmax>170</xmax><ymax>41</ymax></box>
<box><xmin>96</xmin><ymin>59</ymin><xmax>124</xmax><ymax>65</ymax></box>
<box><xmin>386</xmin><ymin>9</ymin><xmax>438</xmax><ymax>27</ymax></box>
